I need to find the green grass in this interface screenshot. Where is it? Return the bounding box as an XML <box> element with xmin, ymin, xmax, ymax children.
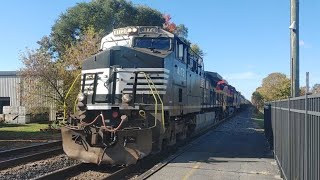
<box><xmin>0</xmin><ymin>123</ymin><xmax>61</xmax><ymax>140</ymax></box>
<box><xmin>252</xmin><ymin>109</ymin><xmax>264</xmax><ymax>129</ymax></box>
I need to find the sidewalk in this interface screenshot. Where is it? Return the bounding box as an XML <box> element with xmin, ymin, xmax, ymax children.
<box><xmin>148</xmin><ymin>110</ymin><xmax>282</xmax><ymax>180</ymax></box>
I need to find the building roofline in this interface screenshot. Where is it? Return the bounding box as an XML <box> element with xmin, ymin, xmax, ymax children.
<box><xmin>0</xmin><ymin>71</ymin><xmax>18</xmax><ymax>76</ymax></box>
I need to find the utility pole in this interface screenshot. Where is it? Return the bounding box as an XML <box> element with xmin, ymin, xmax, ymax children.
<box><xmin>290</xmin><ymin>0</ymin><xmax>299</xmax><ymax>97</ymax></box>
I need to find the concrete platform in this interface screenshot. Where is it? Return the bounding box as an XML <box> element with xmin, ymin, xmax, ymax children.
<box><xmin>148</xmin><ymin>110</ymin><xmax>282</xmax><ymax>180</ymax></box>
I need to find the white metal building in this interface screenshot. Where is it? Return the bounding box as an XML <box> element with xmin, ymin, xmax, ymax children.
<box><xmin>0</xmin><ymin>71</ymin><xmax>55</xmax><ymax>123</ymax></box>
<box><xmin>0</xmin><ymin>71</ymin><xmax>21</xmax><ymax>113</ymax></box>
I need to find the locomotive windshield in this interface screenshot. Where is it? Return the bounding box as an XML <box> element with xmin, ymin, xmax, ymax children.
<box><xmin>134</xmin><ymin>38</ymin><xmax>171</xmax><ymax>50</ymax></box>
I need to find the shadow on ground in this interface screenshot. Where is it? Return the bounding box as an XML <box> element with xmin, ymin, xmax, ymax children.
<box><xmin>171</xmin><ymin>108</ymin><xmax>273</xmax><ymax>163</ymax></box>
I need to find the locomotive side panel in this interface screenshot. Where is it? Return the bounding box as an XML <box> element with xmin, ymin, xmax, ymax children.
<box><xmin>171</xmin><ymin>57</ymin><xmax>187</xmax><ymax>116</ymax></box>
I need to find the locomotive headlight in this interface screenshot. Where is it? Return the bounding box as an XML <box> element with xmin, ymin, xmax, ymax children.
<box><xmin>77</xmin><ymin>93</ymin><xmax>86</xmax><ymax>102</ymax></box>
<box><xmin>122</xmin><ymin>94</ymin><xmax>132</xmax><ymax>103</ymax></box>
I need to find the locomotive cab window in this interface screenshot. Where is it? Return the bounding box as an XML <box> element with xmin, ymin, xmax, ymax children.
<box><xmin>178</xmin><ymin>44</ymin><xmax>183</xmax><ymax>59</ymax></box>
<box><xmin>184</xmin><ymin>46</ymin><xmax>188</xmax><ymax>64</ymax></box>
<box><xmin>192</xmin><ymin>60</ymin><xmax>198</xmax><ymax>73</ymax></box>
<box><xmin>176</xmin><ymin>41</ymin><xmax>187</xmax><ymax>63</ymax></box>
<box><xmin>134</xmin><ymin>37</ymin><xmax>171</xmax><ymax>50</ymax></box>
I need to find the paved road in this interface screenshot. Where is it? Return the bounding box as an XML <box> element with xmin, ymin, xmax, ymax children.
<box><xmin>148</xmin><ymin>109</ymin><xmax>282</xmax><ymax>180</ymax></box>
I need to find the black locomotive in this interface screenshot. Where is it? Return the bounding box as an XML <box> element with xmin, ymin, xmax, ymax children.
<box><xmin>61</xmin><ymin>26</ymin><xmax>247</xmax><ymax>165</ymax></box>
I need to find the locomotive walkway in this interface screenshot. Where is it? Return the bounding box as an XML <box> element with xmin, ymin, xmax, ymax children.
<box><xmin>147</xmin><ymin>109</ymin><xmax>282</xmax><ymax>180</ymax></box>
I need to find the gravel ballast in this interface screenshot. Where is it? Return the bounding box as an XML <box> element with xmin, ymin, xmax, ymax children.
<box><xmin>0</xmin><ymin>154</ymin><xmax>80</xmax><ymax>180</ymax></box>
<box><xmin>0</xmin><ymin>141</ymin><xmax>46</xmax><ymax>151</ymax></box>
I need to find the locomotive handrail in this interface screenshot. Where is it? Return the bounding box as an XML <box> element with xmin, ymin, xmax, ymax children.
<box><xmin>63</xmin><ymin>73</ymin><xmax>81</xmax><ymax>123</ymax></box>
<box><xmin>140</xmin><ymin>72</ymin><xmax>165</xmax><ymax>132</ymax></box>
<box><xmin>73</xmin><ymin>97</ymin><xmax>78</xmax><ymax>114</ymax></box>
<box><xmin>146</xmin><ymin>74</ymin><xmax>165</xmax><ymax>132</ymax></box>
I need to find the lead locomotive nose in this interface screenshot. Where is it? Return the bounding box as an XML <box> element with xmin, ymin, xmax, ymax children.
<box><xmin>61</xmin><ymin>26</ymin><xmax>246</xmax><ymax>165</ymax></box>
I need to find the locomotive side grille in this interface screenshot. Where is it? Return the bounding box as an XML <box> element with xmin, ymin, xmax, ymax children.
<box><xmin>80</xmin><ymin>69</ymin><xmax>107</xmax><ymax>95</ymax></box>
<box><xmin>121</xmin><ymin>70</ymin><xmax>169</xmax><ymax>95</ymax></box>
<box><xmin>79</xmin><ymin>68</ymin><xmax>170</xmax><ymax>99</ymax></box>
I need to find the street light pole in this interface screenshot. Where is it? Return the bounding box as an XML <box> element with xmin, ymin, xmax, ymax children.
<box><xmin>290</xmin><ymin>0</ymin><xmax>299</xmax><ymax>97</ymax></box>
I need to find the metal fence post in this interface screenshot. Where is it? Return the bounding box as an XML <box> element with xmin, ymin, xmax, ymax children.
<box><xmin>288</xmin><ymin>97</ymin><xmax>291</xmax><ymax>179</ymax></box>
<box><xmin>274</xmin><ymin>100</ymin><xmax>276</xmax><ymax>157</ymax></box>
<box><xmin>304</xmin><ymin>91</ymin><xmax>308</xmax><ymax>180</ymax></box>
<box><xmin>304</xmin><ymin>72</ymin><xmax>309</xmax><ymax>180</ymax></box>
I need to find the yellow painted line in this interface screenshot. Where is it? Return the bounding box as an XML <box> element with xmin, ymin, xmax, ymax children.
<box><xmin>182</xmin><ymin>162</ymin><xmax>201</xmax><ymax>180</ymax></box>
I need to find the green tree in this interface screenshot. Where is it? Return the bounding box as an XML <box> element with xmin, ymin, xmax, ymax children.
<box><xmin>62</xmin><ymin>27</ymin><xmax>102</xmax><ymax>70</ymax></box>
<box><xmin>21</xmin><ymin>1</ymin><xmax>167</xmax><ymax>114</ymax></box>
<box><xmin>258</xmin><ymin>73</ymin><xmax>291</xmax><ymax>101</ymax></box>
<box><xmin>251</xmin><ymin>89</ymin><xmax>264</xmax><ymax>110</ymax></box>
<box><xmin>51</xmin><ymin>0</ymin><xmax>165</xmax><ymax>56</ymax></box>
<box><xmin>175</xmin><ymin>24</ymin><xmax>188</xmax><ymax>39</ymax></box>
<box><xmin>190</xmin><ymin>44</ymin><xmax>204</xmax><ymax>58</ymax></box>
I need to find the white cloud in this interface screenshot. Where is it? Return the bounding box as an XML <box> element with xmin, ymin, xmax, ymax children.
<box><xmin>221</xmin><ymin>72</ymin><xmax>264</xmax><ymax>101</ymax></box>
<box><xmin>299</xmin><ymin>40</ymin><xmax>305</xmax><ymax>46</ymax></box>
<box><xmin>299</xmin><ymin>40</ymin><xmax>311</xmax><ymax>48</ymax></box>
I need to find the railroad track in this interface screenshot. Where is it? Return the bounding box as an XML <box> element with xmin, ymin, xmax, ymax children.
<box><xmin>0</xmin><ymin>141</ymin><xmax>63</xmax><ymax>170</ymax></box>
<box><xmin>33</xmin><ymin>163</ymin><xmax>122</xmax><ymax>180</ymax></box>
<box><xmin>30</xmin><ymin>113</ymin><xmax>238</xmax><ymax>180</ymax></box>
<box><xmin>30</xmin><ymin>138</ymin><xmax>188</xmax><ymax>180</ymax></box>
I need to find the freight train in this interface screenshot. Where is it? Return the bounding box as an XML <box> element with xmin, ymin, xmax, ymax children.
<box><xmin>61</xmin><ymin>26</ymin><xmax>247</xmax><ymax>165</ymax></box>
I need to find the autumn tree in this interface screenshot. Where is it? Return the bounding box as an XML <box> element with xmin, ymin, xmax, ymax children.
<box><xmin>163</xmin><ymin>14</ymin><xmax>176</xmax><ymax>33</ymax></box>
<box><xmin>163</xmin><ymin>14</ymin><xmax>190</xmax><ymax>39</ymax></box>
<box><xmin>20</xmin><ymin>28</ymin><xmax>101</xmax><ymax>114</ymax></box>
<box><xmin>300</xmin><ymin>86</ymin><xmax>307</xmax><ymax>96</ymax></box>
<box><xmin>258</xmin><ymin>73</ymin><xmax>291</xmax><ymax>101</ymax></box>
<box><xmin>20</xmin><ymin>46</ymin><xmax>64</xmax><ymax>114</ymax></box>
<box><xmin>312</xmin><ymin>84</ymin><xmax>320</xmax><ymax>94</ymax></box>
<box><xmin>163</xmin><ymin>14</ymin><xmax>205</xmax><ymax>58</ymax></box>
<box><xmin>60</xmin><ymin>27</ymin><xmax>102</xmax><ymax>111</ymax></box>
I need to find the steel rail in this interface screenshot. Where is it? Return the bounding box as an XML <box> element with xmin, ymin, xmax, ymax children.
<box><xmin>0</xmin><ymin>141</ymin><xmax>63</xmax><ymax>170</ymax></box>
<box><xmin>34</xmin><ymin>163</ymin><xmax>122</xmax><ymax>180</ymax></box>
<box><xmin>33</xmin><ymin>163</ymin><xmax>87</xmax><ymax>180</ymax></box>
<box><xmin>0</xmin><ymin>141</ymin><xmax>61</xmax><ymax>157</ymax></box>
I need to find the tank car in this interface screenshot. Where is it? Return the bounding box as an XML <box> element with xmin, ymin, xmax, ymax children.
<box><xmin>61</xmin><ymin>26</ymin><xmax>243</xmax><ymax>165</ymax></box>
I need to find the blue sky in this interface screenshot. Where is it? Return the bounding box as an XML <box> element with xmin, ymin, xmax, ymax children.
<box><xmin>0</xmin><ymin>0</ymin><xmax>319</xmax><ymax>100</ymax></box>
